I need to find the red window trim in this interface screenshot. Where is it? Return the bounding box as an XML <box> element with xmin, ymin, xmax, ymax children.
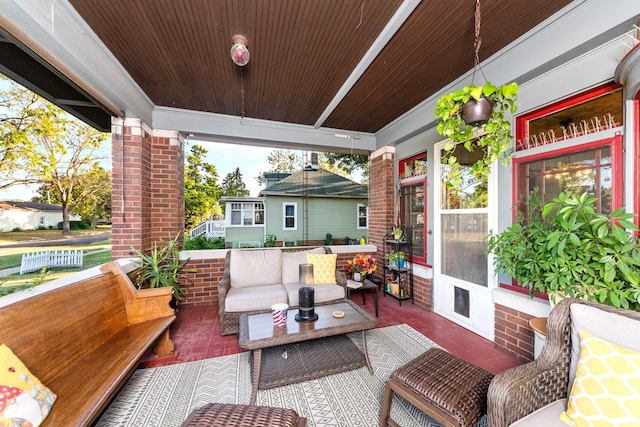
<box><xmin>399</xmin><ymin>153</ymin><xmax>428</xmax><ymax>266</ymax></box>
<box><xmin>515</xmin><ymin>82</ymin><xmax>622</xmax><ymax>143</ymax></box>
<box><xmin>502</xmin><ymin>135</ymin><xmax>624</xmax><ymax>296</ymax></box>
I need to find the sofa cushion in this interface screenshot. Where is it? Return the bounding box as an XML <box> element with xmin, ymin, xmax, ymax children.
<box><xmin>229</xmin><ymin>249</ymin><xmax>282</xmax><ymax>289</ymax></box>
<box><xmin>224</xmin><ymin>284</ymin><xmax>288</xmax><ymax>312</ymax></box>
<box><xmin>284</xmin><ymin>283</ymin><xmax>345</xmax><ymax>306</ymax></box>
<box><xmin>306</xmin><ymin>253</ymin><xmax>337</xmax><ymax>284</ymax></box>
<box><xmin>509</xmin><ymin>399</ymin><xmax>568</xmax><ymax>426</ymax></box>
<box><xmin>569</xmin><ymin>304</ymin><xmax>640</xmax><ymax>391</ymax></box>
<box><xmin>560</xmin><ymin>331</ymin><xmax>640</xmax><ymax>426</ymax></box>
<box><xmin>281</xmin><ymin>247</ymin><xmax>326</xmax><ymax>285</ymax></box>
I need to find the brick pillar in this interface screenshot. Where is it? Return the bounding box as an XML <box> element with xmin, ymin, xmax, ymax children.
<box><xmin>369</xmin><ymin>147</ymin><xmax>395</xmax><ymax>275</ymax></box>
<box><xmin>111</xmin><ymin>118</ymin><xmax>184</xmax><ymax>259</ymax></box>
<box><xmin>149</xmin><ymin>130</ymin><xmax>185</xmax><ymax>245</ymax></box>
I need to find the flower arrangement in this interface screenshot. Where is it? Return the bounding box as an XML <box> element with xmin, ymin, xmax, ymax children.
<box><xmin>347</xmin><ymin>253</ymin><xmax>377</xmax><ymax>275</ymax></box>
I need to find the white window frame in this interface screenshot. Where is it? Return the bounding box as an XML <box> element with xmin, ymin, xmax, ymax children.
<box><xmin>283</xmin><ymin>202</ymin><xmax>297</xmax><ymax>230</ymax></box>
<box><xmin>228</xmin><ymin>202</ymin><xmax>264</xmax><ymax>226</ymax></box>
<box><xmin>357</xmin><ymin>204</ymin><xmax>368</xmax><ymax>229</ymax></box>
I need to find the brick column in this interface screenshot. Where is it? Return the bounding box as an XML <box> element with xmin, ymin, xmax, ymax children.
<box><xmin>368</xmin><ymin>147</ymin><xmax>395</xmax><ymax>275</ymax></box>
<box><xmin>111</xmin><ymin>118</ymin><xmax>184</xmax><ymax>259</ymax></box>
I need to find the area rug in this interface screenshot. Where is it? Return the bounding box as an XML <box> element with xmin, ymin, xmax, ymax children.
<box><xmin>96</xmin><ymin>324</ymin><xmax>488</xmax><ymax>427</ymax></box>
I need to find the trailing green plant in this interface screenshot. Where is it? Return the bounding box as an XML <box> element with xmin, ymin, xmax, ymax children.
<box><xmin>487</xmin><ymin>191</ymin><xmax>640</xmax><ymax>310</ymax></box>
<box><xmin>131</xmin><ymin>233</ymin><xmax>195</xmax><ymax>303</ymax></box>
<box><xmin>434</xmin><ymin>81</ymin><xmax>518</xmax><ymax>187</ymax></box>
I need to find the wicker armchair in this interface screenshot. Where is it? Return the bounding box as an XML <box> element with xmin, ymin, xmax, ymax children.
<box><xmin>487</xmin><ymin>298</ymin><xmax>640</xmax><ymax>427</ymax></box>
<box><xmin>218</xmin><ymin>246</ymin><xmax>347</xmax><ymax>335</ymax></box>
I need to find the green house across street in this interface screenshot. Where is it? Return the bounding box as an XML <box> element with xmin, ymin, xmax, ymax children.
<box><xmin>222</xmin><ymin>166</ymin><xmax>368</xmax><ymax>248</ymax></box>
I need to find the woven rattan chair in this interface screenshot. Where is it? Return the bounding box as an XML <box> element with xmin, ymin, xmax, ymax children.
<box><xmin>487</xmin><ymin>298</ymin><xmax>640</xmax><ymax>427</ymax></box>
<box><xmin>181</xmin><ymin>403</ymin><xmax>306</xmax><ymax>427</ymax></box>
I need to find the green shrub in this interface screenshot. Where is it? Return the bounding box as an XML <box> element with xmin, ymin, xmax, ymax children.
<box><xmin>265</xmin><ymin>234</ymin><xmax>277</xmax><ymax>247</ymax></box>
<box><xmin>184</xmin><ymin>235</ymin><xmax>225</xmax><ymax>250</ymax></box>
<box><xmin>11</xmin><ymin>227</ymin><xmax>22</xmax><ymax>232</ymax></box>
<box><xmin>57</xmin><ymin>220</ymin><xmax>90</xmax><ymax>230</ymax></box>
<box><xmin>324</xmin><ymin>233</ymin><xmax>333</xmax><ymax>245</ymax></box>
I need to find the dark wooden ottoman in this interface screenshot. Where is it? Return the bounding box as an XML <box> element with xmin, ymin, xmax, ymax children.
<box><xmin>181</xmin><ymin>403</ymin><xmax>306</xmax><ymax>427</ymax></box>
<box><xmin>379</xmin><ymin>348</ymin><xmax>494</xmax><ymax>427</ymax></box>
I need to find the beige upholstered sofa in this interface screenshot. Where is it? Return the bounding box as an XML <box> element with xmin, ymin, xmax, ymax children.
<box><xmin>487</xmin><ymin>298</ymin><xmax>640</xmax><ymax>426</ymax></box>
<box><xmin>218</xmin><ymin>246</ymin><xmax>346</xmax><ymax>335</ymax></box>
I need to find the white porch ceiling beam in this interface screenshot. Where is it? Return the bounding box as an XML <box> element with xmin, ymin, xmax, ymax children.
<box><xmin>313</xmin><ymin>0</ymin><xmax>421</xmax><ymax>129</ymax></box>
<box><xmin>154</xmin><ymin>107</ymin><xmax>376</xmax><ymax>155</ymax></box>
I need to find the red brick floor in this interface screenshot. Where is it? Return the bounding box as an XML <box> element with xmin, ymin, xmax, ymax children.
<box><xmin>146</xmin><ymin>289</ymin><xmax>524</xmax><ymax>375</ymax></box>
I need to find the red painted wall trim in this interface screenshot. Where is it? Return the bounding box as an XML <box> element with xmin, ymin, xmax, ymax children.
<box><xmin>515</xmin><ymin>82</ymin><xmax>622</xmax><ymax>142</ymax></box>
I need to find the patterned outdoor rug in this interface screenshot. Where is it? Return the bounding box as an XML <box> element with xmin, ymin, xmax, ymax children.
<box><xmin>96</xmin><ymin>324</ymin><xmax>488</xmax><ymax>427</ymax></box>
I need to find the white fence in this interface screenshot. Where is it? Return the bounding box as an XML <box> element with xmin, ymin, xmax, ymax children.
<box><xmin>20</xmin><ymin>250</ymin><xmax>84</xmax><ymax>275</ymax></box>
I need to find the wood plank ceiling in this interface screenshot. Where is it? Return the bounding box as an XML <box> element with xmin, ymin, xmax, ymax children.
<box><xmin>69</xmin><ymin>0</ymin><xmax>571</xmax><ymax>134</ymax></box>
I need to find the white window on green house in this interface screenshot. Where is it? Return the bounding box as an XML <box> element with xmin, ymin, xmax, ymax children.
<box><xmin>283</xmin><ymin>203</ymin><xmax>296</xmax><ymax>230</ymax></box>
<box><xmin>357</xmin><ymin>204</ymin><xmax>368</xmax><ymax>229</ymax></box>
<box><xmin>230</xmin><ymin>202</ymin><xmax>265</xmax><ymax>226</ymax></box>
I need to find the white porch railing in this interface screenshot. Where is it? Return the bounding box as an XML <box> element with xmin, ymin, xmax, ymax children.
<box><xmin>20</xmin><ymin>250</ymin><xmax>84</xmax><ymax>274</ymax></box>
<box><xmin>190</xmin><ymin>220</ymin><xmax>225</xmax><ymax>239</ymax></box>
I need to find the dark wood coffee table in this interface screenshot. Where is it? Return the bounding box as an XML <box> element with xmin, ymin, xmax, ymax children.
<box><xmin>239</xmin><ymin>300</ymin><xmax>378</xmax><ymax>404</ymax></box>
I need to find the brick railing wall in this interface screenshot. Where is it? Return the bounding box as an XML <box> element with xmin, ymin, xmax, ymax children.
<box><xmin>495</xmin><ymin>303</ymin><xmax>535</xmax><ymax>361</ymax></box>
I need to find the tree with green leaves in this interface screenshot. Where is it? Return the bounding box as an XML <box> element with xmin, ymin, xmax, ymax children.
<box><xmin>34</xmin><ymin>121</ymin><xmax>107</xmax><ymax>234</ymax></box>
<box><xmin>33</xmin><ymin>166</ymin><xmax>111</xmax><ymax>228</ymax></box>
<box><xmin>221</xmin><ymin>167</ymin><xmax>250</xmax><ymax>197</ymax></box>
<box><xmin>256</xmin><ymin>149</ymin><xmax>368</xmax><ymax>186</ymax></box>
<box><xmin>184</xmin><ymin>144</ymin><xmax>221</xmax><ymax>231</ymax></box>
<box><xmin>256</xmin><ymin>149</ymin><xmax>304</xmax><ymax>186</ymax></box>
<box><xmin>0</xmin><ymin>75</ymin><xmax>58</xmax><ymax>190</ymax></box>
<box><xmin>322</xmin><ymin>153</ymin><xmax>369</xmax><ymax>182</ymax></box>
<box><xmin>2</xmin><ymin>76</ymin><xmax>109</xmax><ymax>234</ymax></box>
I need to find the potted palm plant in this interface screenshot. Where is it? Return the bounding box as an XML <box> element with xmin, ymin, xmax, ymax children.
<box><xmin>487</xmin><ymin>191</ymin><xmax>640</xmax><ymax>310</ymax></box>
<box><xmin>131</xmin><ymin>232</ymin><xmax>195</xmax><ymax>308</ymax></box>
<box><xmin>434</xmin><ymin>81</ymin><xmax>518</xmax><ymax>186</ymax></box>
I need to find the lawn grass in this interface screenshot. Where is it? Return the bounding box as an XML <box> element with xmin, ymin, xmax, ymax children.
<box><xmin>0</xmin><ymin>226</ymin><xmax>113</xmax><ymax>294</ymax></box>
<box><xmin>0</xmin><ymin>240</ymin><xmax>112</xmax><ymax>269</ymax></box>
<box><xmin>0</xmin><ymin>226</ymin><xmax>111</xmax><ymax>243</ymax></box>
<box><xmin>0</xmin><ymin>250</ymin><xmax>113</xmax><ymax>289</ymax></box>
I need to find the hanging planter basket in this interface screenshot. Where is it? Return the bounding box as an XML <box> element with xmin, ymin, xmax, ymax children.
<box><xmin>462</xmin><ymin>96</ymin><xmax>494</xmax><ymax>126</ymax></box>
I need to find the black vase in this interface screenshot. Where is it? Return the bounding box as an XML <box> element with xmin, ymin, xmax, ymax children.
<box><xmin>462</xmin><ymin>97</ymin><xmax>494</xmax><ymax>126</ymax></box>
